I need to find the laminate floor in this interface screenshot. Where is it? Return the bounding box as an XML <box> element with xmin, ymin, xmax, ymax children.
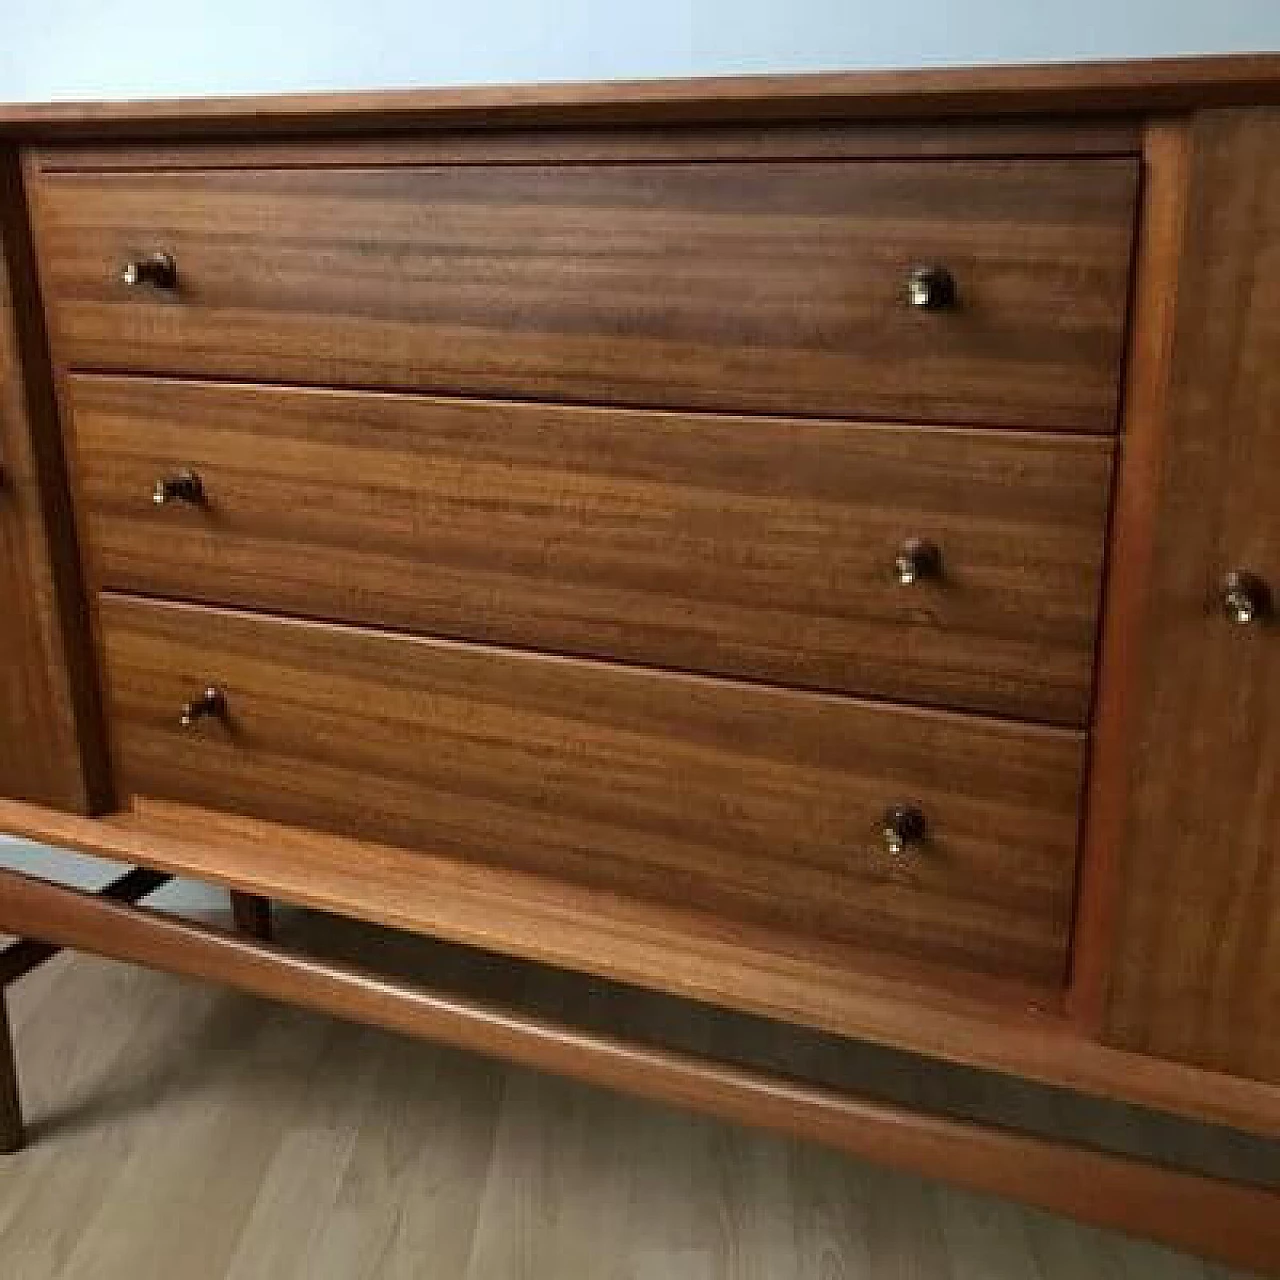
<box><xmin>2</xmin><ymin>904</ymin><xmax>1275</xmax><ymax>1280</ymax></box>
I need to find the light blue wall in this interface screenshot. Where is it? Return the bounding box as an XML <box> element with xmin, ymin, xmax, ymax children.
<box><xmin>0</xmin><ymin>839</ymin><xmax>216</xmax><ymax>912</ymax></box>
<box><xmin>0</xmin><ymin>0</ymin><xmax>1278</xmax><ymax>102</ymax></box>
<box><xmin>1</xmin><ymin>2</ymin><xmax>1277</xmax><ymax>900</ymax></box>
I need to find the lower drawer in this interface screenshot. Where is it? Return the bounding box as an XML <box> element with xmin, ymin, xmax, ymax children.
<box><xmin>98</xmin><ymin>593</ymin><xmax>1087</xmax><ymax>989</ymax></box>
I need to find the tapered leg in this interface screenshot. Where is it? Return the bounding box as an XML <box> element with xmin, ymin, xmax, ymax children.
<box><xmin>0</xmin><ymin>988</ymin><xmax>23</xmax><ymax>1153</ymax></box>
<box><xmin>230</xmin><ymin>891</ymin><xmax>272</xmax><ymax>942</ymax></box>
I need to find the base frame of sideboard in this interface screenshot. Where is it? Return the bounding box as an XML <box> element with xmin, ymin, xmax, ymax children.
<box><xmin>2</xmin><ymin>862</ymin><xmax>1278</xmax><ymax>1273</ymax></box>
<box><xmin>5</xmin><ymin>795</ymin><xmax>1279</xmax><ymax>1135</ymax></box>
<box><xmin>0</xmin><ymin>863</ymin><xmax>276</xmax><ymax>1151</ymax></box>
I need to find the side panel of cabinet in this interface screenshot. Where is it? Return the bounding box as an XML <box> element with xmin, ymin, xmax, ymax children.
<box><xmin>1101</xmin><ymin>111</ymin><xmax>1280</xmax><ymax>1082</ymax></box>
<box><xmin>0</xmin><ymin>149</ymin><xmax>108</xmax><ymax>812</ymax></box>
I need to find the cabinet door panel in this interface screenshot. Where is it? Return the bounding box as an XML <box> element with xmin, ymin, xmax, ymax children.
<box><xmin>1104</xmin><ymin>112</ymin><xmax>1280</xmax><ymax>1082</ymax></box>
<box><xmin>0</xmin><ymin>152</ymin><xmax>104</xmax><ymax>812</ymax></box>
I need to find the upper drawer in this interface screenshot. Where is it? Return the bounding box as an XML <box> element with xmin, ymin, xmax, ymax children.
<box><xmin>69</xmin><ymin>375</ymin><xmax>1113</xmax><ymax>725</ymax></box>
<box><xmin>32</xmin><ymin>158</ymin><xmax>1138</xmax><ymax>430</ymax></box>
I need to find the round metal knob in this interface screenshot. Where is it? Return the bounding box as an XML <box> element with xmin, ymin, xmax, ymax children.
<box><xmin>1221</xmin><ymin>570</ymin><xmax>1272</xmax><ymax>625</ymax></box>
<box><xmin>121</xmin><ymin>252</ymin><xmax>177</xmax><ymax>290</ymax></box>
<box><xmin>881</xmin><ymin>805</ymin><xmax>927</xmax><ymax>857</ymax></box>
<box><xmin>906</xmin><ymin>266</ymin><xmax>956</xmax><ymax>311</ymax></box>
<box><xmin>180</xmin><ymin>686</ymin><xmax>226</xmax><ymax>729</ymax></box>
<box><xmin>153</xmin><ymin>469</ymin><xmax>204</xmax><ymax>506</ymax></box>
<box><xmin>895</xmin><ymin>538</ymin><xmax>942</xmax><ymax>586</ymax></box>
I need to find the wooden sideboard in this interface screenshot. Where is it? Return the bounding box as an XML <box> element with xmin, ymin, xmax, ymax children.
<box><xmin>0</xmin><ymin>54</ymin><xmax>1277</xmax><ymax>1271</ymax></box>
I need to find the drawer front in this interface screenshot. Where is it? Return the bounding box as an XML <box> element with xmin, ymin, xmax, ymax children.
<box><xmin>73</xmin><ymin>377</ymin><xmax>1114</xmax><ymax>724</ymax></box>
<box><xmin>99</xmin><ymin>594</ymin><xmax>1087</xmax><ymax>988</ymax></box>
<box><xmin>36</xmin><ymin>158</ymin><xmax>1136</xmax><ymax>430</ymax></box>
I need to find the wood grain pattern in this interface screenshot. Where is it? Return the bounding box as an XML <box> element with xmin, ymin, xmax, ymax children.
<box><xmin>0</xmin><ymin>149</ymin><xmax>108</xmax><ymax>812</ymax></box>
<box><xmin>70</xmin><ymin>376</ymin><xmax>1114</xmax><ymax>724</ymax></box>
<box><xmin>1</xmin><ymin>65</ymin><xmax>1279</xmax><ymax>1261</ymax></box>
<box><xmin>1104</xmin><ymin>111</ymin><xmax>1280</xmax><ymax>1084</ymax></box>
<box><xmin>2</xmin><ymin>54</ymin><xmax>1280</xmax><ymax>139</ymax></box>
<box><xmin>31</xmin><ymin>157</ymin><xmax>1138</xmax><ymax>430</ymax></box>
<box><xmin>6</xmin><ymin>794</ymin><xmax>1280</xmax><ymax>1138</ymax></box>
<box><xmin>97</xmin><ymin>593</ymin><xmax>1087</xmax><ymax>990</ymax></box>
<box><xmin>3</xmin><ymin>867</ymin><xmax>1279</xmax><ymax>1275</ymax></box>
<box><xmin>1067</xmin><ymin>120</ymin><xmax>1195</xmax><ymax>1029</ymax></box>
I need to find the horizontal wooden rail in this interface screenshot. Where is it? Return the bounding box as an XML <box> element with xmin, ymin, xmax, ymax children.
<box><xmin>1</xmin><ymin>867</ymin><xmax>170</xmax><ymax>984</ymax></box>
<box><xmin>3</xmin><ymin>795</ymin><xmax>1277</xmax><ymax>1138</ymax></box>
<box><xmin>0</xmin><ymin>866</ymin><xmax>1276</xmax><ymax>1273</ymax></box>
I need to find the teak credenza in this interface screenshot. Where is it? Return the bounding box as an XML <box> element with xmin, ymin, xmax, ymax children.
<box><xmin>0</xmin><ymin>54</ymin><xmax>1278</xmax><ymax>1271</ymax></box>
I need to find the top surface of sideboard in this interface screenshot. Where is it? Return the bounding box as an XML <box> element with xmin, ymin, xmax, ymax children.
<box><xmin>0</xmin><ymin>53</ymin><xmax>1279</xmax><ymax>140</ymax></box>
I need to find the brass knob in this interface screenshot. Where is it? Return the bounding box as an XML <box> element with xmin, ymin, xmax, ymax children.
<box><xmin>1221</xmin><ymin>570</ymin><xmax>1272</xmax><ymax>625</ymax></box>
<box><xmin>180</xmin><ymin>686</ymin><xmax>226</xmax><ymax>729</ymax></box>
<box><xmin>881</xmin><ymin>805</ymin><xmax>927</xmax><ymax>857</ymax></box>
<box><xmin>153</xmin><ymin>469</ymin><xmax>204</xmax><ymax>506</ymax></box>
<box><xmin>906</xmin><ymin>266</ymin><xmax>955</xmax><ymax>311</ymax></box>
<box><xmin>121</xmin><ymin>252</ymin><xmax>177</xmax><ymax>290</ymax></box>
<box><xmin>895</xmin><ymin>538</ymin><xmax>942</xmax><ymax>586</ymax></box>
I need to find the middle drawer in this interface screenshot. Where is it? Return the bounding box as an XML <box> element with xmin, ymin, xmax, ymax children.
<box><xmin>70</xmin><ymin>376</ymin><xmax>1113</xmax><ymax>724</ymax></box>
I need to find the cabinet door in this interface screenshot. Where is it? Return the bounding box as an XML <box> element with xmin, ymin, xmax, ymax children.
<box><xmin>1103</xmin><ymin>111</ymin><xmax>1280</xmax><ymax>1082</ymax></box>
<box><xmin>0</xmin><ymin>153</ymin><xmax>105</xmax><ymax>813</ymax></box>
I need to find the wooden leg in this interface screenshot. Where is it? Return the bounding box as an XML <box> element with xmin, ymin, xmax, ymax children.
<box><xmin>0</xmin><ymin>987</ymin><xmax>23</xmax><ymax>1153</ymax></box>
<box><xmin>230</xmin><ymin>891</ymin><xmax>272</xmax><ymax>942</ymax></box>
